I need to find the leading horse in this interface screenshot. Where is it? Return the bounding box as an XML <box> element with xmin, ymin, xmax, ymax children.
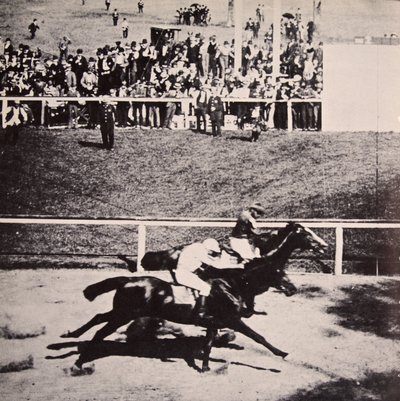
<box><xmin>61</xmin><ymin>223</ymin><xmax>327</xmax><ymax>372</ymax></box>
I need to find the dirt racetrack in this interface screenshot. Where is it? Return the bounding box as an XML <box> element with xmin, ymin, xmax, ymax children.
<box><xmin>0</xmin><ymin>269</ymin><xmax>399</xmax><ymax>401</ymax></box>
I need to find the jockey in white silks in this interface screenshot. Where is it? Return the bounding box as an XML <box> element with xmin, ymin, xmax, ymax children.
<box><xmin>174</xmin><ymin>238</ymin><xmax>234</xmax><ymax>319</ymax></box>
<box><xmin>229</xmin><ymin>202</ymin><xmax>267</xmax><ymax>262</ymax></box>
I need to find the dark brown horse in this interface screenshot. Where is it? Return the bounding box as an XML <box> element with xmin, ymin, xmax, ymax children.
<box><xmin>61</xmin><ymin>223</ymin><xmax>327</xmax><ymax>372</ymax></box>
<box><xmin>140</xmin><ymin>226</ymin><xmax>279</xmax><ymax>271</ymax></box>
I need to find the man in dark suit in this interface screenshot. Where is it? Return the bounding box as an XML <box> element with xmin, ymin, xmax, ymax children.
<box><xmin>112</xmin><ymin>9</ymin><xmax>119</xmax><ymax>26</ymax></box>
<box><xmin>28</xmin><ymin>19</ymin><xmax>40</xmax><ymax>39</ymax></box>
<box><xmin>207</xmin><ymin>84</ymin><xmax>224</xmax><ymax>136</ymax></box>
<box><xmin>195</xmin><ymin>83</ymin><xmax>209</xmax><ymax>133</ymax></box>
<box><xmin>99</xmin><ymin>97</ymin><xmax>116</xmax><ymax>150</ymax></box>
<box><xmin>72</xmin><ymin>49</ymin><xmax>88</xmax><ymax>93</ymax></box>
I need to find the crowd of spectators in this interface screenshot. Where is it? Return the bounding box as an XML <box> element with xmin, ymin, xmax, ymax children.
<box><xmin>0</xmin><ymin>10</ymin><xmax>323</xmax><ymax>130</ymax></box>
<box><xmin>176</xmin><ymin>4</ymin><xmax>210</xmax><ymax>26</ymax></box>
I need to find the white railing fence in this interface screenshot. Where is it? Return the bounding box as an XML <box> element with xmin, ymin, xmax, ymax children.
<box><xmin>1</xmin><ymin>217</ymin><xmax>400</xmax><ymax>275</ymax></box>
<box><xmin>1</xmin><ymin>96</ymin><xmax>322</xmax><ymax>132</ymax></box>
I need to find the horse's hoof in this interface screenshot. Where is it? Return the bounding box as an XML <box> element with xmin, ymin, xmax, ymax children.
<box><xmin>61</xmin><ymin>331</ymin><xmax>74</xmax><ymax>338</ymax></box>
<box><xmin>201</xmin><ymin>366</ymin><xmax>211</xmax><ymax>373</ymax></box>
<box><xmin>281</xmin><ymin>352</ymin><xmax>289</xmax><ymax>360</ymax></box>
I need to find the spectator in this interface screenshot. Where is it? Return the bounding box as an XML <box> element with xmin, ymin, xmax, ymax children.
<box><xmin>162</xmin><ymin>87</ymin><xmax>177</xmax><ymax>129</ymax></box>
<box><xmin>112</xmin><ymin>9</ymin><xmax>119</xmax><ymax>26</ymax></box>
<box><xmin>58</xmin><ymin>36</ymin><xmax>71</xmax><ymax>61</ymax></box>
<box><xmin>99</xmin><ymin>96</ymin><xmax>116</xmax><ymax>150</ymax></box>
<box><xmin>218</xmin><ymin>41</ymin><xmax>232</xmax><ymax>79</ymax></box>
<box><xmin>194</xmin><ymin>82</ymin><xmax>209</xmax><ymax>133</ymax></box>
<box><xmin>207</xmin><ymin>82</ymin><xmax>224</xmax><ymax>136</ymax></box>
<box><xmin>138</xmin><ymin>0</ymin><xmax>144</xmax><ymax>14</ymax></box>
<box><xmin>64</xmin><ymin>64</ymin><xmax>79</xmax><ymax>129</ymax></box>
<box><xmin>105</xmin><ymin>0</ymin><xmax>111</xmax><ymax>11</ymax></box>
<box><xmin>207</xmin><ymin>35</ymin><xmax>218</xmax><ymax>77</ymax></box>
<box><xmin>116</xmin><ymin>82</ymin><xmax>130</xmax><ymax>127</ymax></box>
<box><xmin>3</xmin><ymin>101</ymin><xmax>32</xmax><ymax>145</ymax></box>
<box><xmin>72</xmin><ymin>48</ymin><xmax>88</xmax><ymax>92</ymax></box>
<box><xmin>146</xmin><ymin>84</ymin><xmax>161</xmax><ymax>129</ymax></box>
<box><xmin>121</xmin><ymin>18</ymin><xmax>129</xmax><ymax>39</ymax></box>
<box><xmin>28</xmin><ymin>19</ymin><xmax>40</xmax><ymax>39</ymax></box>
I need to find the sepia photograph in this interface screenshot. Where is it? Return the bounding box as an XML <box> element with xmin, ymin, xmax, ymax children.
<box><xmin>0</xmin><ymin>0</ymin><xmax>399</xmax><ymax>400</ymax></box>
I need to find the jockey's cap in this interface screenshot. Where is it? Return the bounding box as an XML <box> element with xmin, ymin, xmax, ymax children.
<box><xmin>202</xmin><ymin>238</ymin><xmax>220</xmax><ymax>253</ymax></box>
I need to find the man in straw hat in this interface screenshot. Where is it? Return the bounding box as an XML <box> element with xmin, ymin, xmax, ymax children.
<box><xmin>229</xmin><ymin>202</ymin><xmax>267</xmax><ymax>262</ymax></box>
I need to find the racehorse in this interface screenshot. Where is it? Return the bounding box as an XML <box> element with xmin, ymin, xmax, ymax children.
<box><xmin>61</xmin><ymin>223</ymin><xmax>327</xmax><ymax>372</ymax></box>
<box><xmin>140</xmin><ymin>227</ymin><xmax>279</xmax><ymax>271</ymax></box>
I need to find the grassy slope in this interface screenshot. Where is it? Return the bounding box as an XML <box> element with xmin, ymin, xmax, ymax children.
<box><xmin>2</xmin><ymin>128</ymin><xmax>399</xmax><ymax>220</ymax></box>
<box><xmin>0</xmin><ymin>127</ymin><xmax>399</xmax><ymax>267</ymax></box>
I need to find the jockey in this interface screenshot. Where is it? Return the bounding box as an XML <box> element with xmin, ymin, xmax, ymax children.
<box><xmin>174</xmin><ymin>238</ymin><xmax>223</xmax><ymax>320</ymax></box>
<box><xmin>229</xmin><ymin>202</ymin><xmax>267</xmax><ymax>262</ymax></box>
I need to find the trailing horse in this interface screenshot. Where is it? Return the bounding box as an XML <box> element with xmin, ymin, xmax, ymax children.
<box><xmin>61</xmin><ymin>223</ymin><xmax>327</xmax><ymax>372</ymax></box>
<box><xmin>140</xmin><ymin>227</ymin><xmax>279</xmax><ymax>271</ymax></box>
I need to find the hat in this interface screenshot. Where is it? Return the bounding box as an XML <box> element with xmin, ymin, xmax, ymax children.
<box><xmin>141</xmin><ymin>39</ymin><xmax>148</xmax><ymax>44</ymax></box>
<box><xmin>249</xmin><ymin>202</ymin><xmax>267</xmax><ymax>214</ymax></box>
<box><xmin>202</xmin><ymin>238</ymin><xmax>220</xmax><ymax>253</ymax></box>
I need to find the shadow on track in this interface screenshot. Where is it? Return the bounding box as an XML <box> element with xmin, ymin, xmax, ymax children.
<box><xmin>46</xmin><ymin>335</ymin><xmax>277</xmax><ymax>373</ymax></box>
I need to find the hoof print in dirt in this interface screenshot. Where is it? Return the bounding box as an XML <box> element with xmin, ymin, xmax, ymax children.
<box><xmin>63</xmin><ymin>363</ymin><xmax>95</xmax><ymax>376</ymax></box>
<box><xmin>213</xmin><ymin>362</ymin><xmax>229</xmax><ymax>375</ymax></box>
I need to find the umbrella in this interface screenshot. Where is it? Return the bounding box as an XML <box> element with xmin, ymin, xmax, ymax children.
<box><xmin>282</xmin><ymin>12</ymin><xmax>295</xmax><ymax>19</ymax></box>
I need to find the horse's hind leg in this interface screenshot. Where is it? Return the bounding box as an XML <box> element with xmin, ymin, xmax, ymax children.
<box><xmin>92</xmin><ymin>315</ymin><xmax>131</xmax><ymax>342</ymax></box>
<box><xmin>61</xmin><ymin>311</ymin><xmax>113</xmax><ymax>338</ymax></box>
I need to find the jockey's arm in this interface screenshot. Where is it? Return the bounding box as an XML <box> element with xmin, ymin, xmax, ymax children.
<box><xmin>201</xmin><ymin>253</ymin><xmax>244</xmax><ymax>269</ymax></box>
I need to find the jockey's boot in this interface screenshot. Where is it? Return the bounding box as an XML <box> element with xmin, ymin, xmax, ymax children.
<box><xmin>196</xmin><ymin>295</ymin><xmax>213</xmax><ymax>322</ymax></box>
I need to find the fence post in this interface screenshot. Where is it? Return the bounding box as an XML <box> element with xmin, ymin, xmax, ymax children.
<box><xmin>287</xmin><ymin>100</ymin><xmax>293</xmax><ymax>131</ymax></box>
<box><xmin>335</xmin><ymin>226</ymin><xmax>343</xmax><ymax>275</ymax></box>
<box><xmin>1</xmin><ymin>99</ymin><xmax>7</xmax><ymax>128</ymax></box>
<box><xmin>137</xmin><ymin>224</ymin><xmax>146</xmax><ymax>272</ymax></box>
<box><xmin>40</xmin><ymin>100</ymin><xmax>45</xmax><ymax>126</ymax></box>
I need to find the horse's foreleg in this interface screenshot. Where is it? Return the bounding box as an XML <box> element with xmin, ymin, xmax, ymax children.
<box><xmin>227</xmin><ymin>319</ymin><xmax>288</xmax><ymax>358</ymax></box>
<box><xmin>61</xmin><ymin>311</ymin><xmax>113</xmax><ymax>338</ymax></box>
<box><xmin>202</xmin><ymin>328</ymin><xmax>217</xmax><ymax>372</ymax></box>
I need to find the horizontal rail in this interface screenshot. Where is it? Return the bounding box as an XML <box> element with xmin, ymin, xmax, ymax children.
<box><xmin>0</xmin><ymin>216</ymin><xmax>399</xmax><ymax>229</ymax></box>
<box><xmin>1</xmin><ymin>217</ymin><xmax>400</xmax><ymax>275</ymax></box>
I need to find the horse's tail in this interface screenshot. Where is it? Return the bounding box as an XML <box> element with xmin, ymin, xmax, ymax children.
<box><xmin>141</xmin><ymin>248</ymin><xmax>181</xmax><ymax>271</ymax></box>
<box><xmin>83</xmin><ymin>276</ymin><xmax>132</xmax><ymax>301</ymax></box>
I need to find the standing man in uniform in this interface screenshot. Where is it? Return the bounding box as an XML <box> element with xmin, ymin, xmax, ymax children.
<box><xmin>105</xmin><ymin>0</ymin><xmax>111</xmax><ymax>11</ymax></box>
<box><xmin>99</xmin><ymin>96</ymin><xmax>116</xmax><ymax>150</ymax></box>
<box><xmin>230</xmin><ymin>203</ymin><xmax>267</xmax><ymax>262</ymax></box>
<box><xmin>207</xmin><ymin>83</ymin><xmax>224</xmax><ymax>136</ymax></box>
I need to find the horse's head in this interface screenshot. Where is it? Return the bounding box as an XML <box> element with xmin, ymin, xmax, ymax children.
<box><xmin>266</xmin><ymin>263</ymin><xmax>297</xmax><ymax>296</ymax></box>
<box><xmin>287</xmin><ymin>222</ymin><xmax>328</xmax><ymax>255</ymax></box>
